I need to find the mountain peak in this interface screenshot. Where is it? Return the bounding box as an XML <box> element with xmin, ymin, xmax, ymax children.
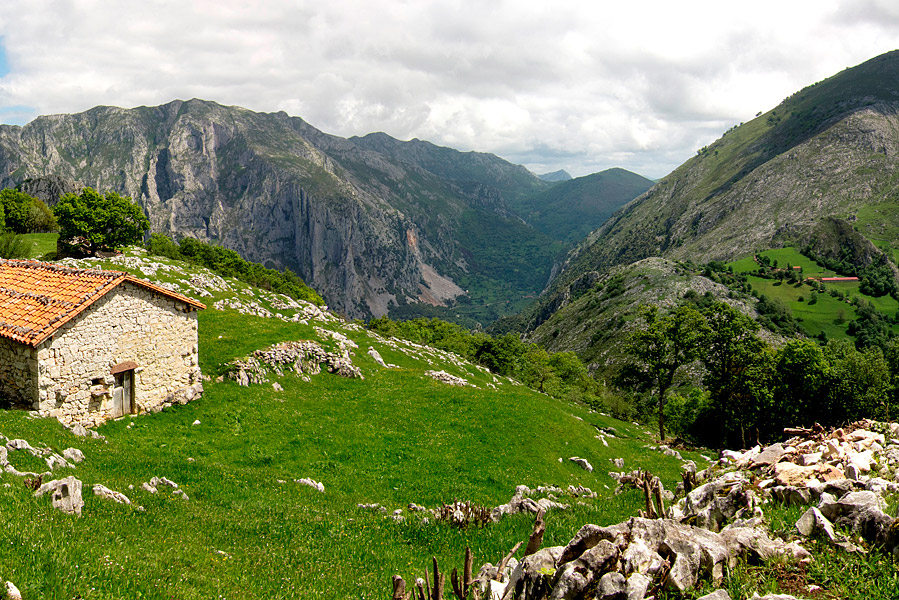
<box><xmin>537</xmin><ymin>169</ymin><xmax>572</xmax><ymax>182</ymax></box>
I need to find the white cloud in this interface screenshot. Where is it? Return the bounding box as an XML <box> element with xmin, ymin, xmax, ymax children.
<box><xmin>0</xmin><ymin>0</ymin><xmax>896</xmax><ymax>178</ymax></box>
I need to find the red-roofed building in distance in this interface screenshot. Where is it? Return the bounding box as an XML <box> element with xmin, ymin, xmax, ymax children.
<box><xmin>0</xmin><ymin>260</ymin><xmax>205</xmax><ymax>427</ymax></box>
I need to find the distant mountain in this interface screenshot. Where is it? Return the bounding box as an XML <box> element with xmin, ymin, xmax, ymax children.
<box><xmin>509</xmin><ymin>168</ymin><xmax>654</xmax><ymax>243</ymax></box>
<box><xmin>516</xmin><ymin>50</ymin><xmax>899</xmax><ymax>336</ymax></box>
<box><xmin>537</xmin><ymin>169</ymin><xmax>572</xmax><ymax>182</ymax></box>
<box><xmin>0</xmin><ymin>100</ymin><xmax>560</xmax><ymax>321</ymax></box>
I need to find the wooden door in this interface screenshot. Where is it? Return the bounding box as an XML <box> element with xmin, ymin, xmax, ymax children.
<box><xmin>112</xmin><ymin>370</ymin><xmax>134</xmax><ymax>417</ymax></box>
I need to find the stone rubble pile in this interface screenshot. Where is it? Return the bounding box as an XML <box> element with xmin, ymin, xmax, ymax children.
<box><xmin>228</xmin><ymin>339</ymin><xmax>363</xmax><ymax>386</ymax></box>
<box><xmin>475</xmin><ymin>420</ymin><xmax>899</xmax><ymax>599</ymax></box>
<box><xmin>490</xmin><ymin>517</ymin><xmax>807</xmax><ymax>600</ymax></box>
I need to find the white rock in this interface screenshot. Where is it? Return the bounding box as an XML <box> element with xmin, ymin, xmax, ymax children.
<box><xmin>35</xmin><ymin>476</ymin><xmax>84</xmax><ymax>516</ymax></box>
<box><xmin>569</xmin><ymin>457</ymin><xmax>594</xmax><ymax>472</ymax></box>
<box><xmin>799</xmin><ymin>452</ymin><xmax>822</xmax><ymax>466</ymax></box>
<box><xmin>63</xmin><ymin>448</ymin><xmax>85</xmax><ymax>463</ymax></box>
<box><xmin>93</xmin><ymin>484</ymin><xmax>131</xmax><ymax>505</ymax></box>
<box><xmin>192</xmin><ymin>420</ymin><xmax>201</xmax><ymax>426</ymax></box>
<box><xmin>6</xmin><ymin>581</ymin><xmax>22</xmax><ymax>600</ymax></box>
<box><xmin>295</xmin><ymin>477</ymin><xmax>325</xmax><ymax>493</ymax></box>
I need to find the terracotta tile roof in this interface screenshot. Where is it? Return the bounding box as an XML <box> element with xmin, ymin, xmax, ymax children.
<box><xmin>0</xmin><ymin>259</ymin><xmax>205</xmax><ymax>347</ymax></box>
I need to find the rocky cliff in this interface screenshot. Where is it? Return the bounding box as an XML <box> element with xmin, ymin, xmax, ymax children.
<box><xmin>0</xmin><ymin>100</ymin><xmax>559</xmax><ymax>319</ymax></box>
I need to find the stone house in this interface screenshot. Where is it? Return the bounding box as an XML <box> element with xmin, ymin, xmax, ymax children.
<box><xmin>0</xmin><ymin>259</ymin><xmax>205</xmax><ymax>427</ymax></box>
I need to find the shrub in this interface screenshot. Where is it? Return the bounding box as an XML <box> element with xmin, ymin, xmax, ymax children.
<box><xmin>0</xmin><ymin>232</ymin><xmax>30</xmax><ymax>259</ymax></box>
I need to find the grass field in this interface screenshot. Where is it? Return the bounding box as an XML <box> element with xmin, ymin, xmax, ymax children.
<box><xmin>0</xmin><ymin>248</ymin><xmax>708</xmax><ymax>599</ymax></box>
<box><xmin>19</xmin><ymin>232</ymin><xmax>58</xmax><ymax>259</ymax></box>
<box><xmin>4</xmin><ymin>246</ymin><xmax>899</xmax><ymax>598</ymax></box>
<box><xmin>730</xmin><ymin>247</ymin><xmax>899</xmax><ymax>340</ymax></box>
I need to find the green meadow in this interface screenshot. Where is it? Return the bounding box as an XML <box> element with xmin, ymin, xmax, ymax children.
<box><xmin>0</xmin><ymin>248</ymin><xmax>705</xmax><ymax>599</ymax></box>
<box><xmin>729</xmin><ymin>247</ymin><xmax>899</xmax><ymax>340</ymax></box>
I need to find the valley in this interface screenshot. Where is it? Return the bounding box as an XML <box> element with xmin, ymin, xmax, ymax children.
<box><xmin>1</xmin><ymin>47</ymin><xmax>899</xmax><ymax>600</ymax></box>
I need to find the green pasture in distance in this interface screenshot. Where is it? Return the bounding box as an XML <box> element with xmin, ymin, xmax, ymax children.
<box><xmin>18</xmin><ymin>232</ymin><xmax>59</xmax><ymax>259</ymax></box>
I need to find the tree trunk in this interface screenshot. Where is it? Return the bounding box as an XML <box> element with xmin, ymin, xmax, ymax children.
<box><xmin>657</xmin><ymin>385</ymin><xmax>668</xmax><ymax>441</ymax></box>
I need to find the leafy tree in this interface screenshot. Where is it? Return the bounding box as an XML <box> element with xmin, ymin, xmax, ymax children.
<box><xmin>859</xmin><ymin>261</ymin><xmax>899</xmax><ymax>298</ymax></box>
<box><xmin>823</xmin><ymin>340</ymin><xmax>892</xmax><ymax>422</ymax></box>
<box><xmin>772</xmin><ymin>339</ymin><xmax>829</xmax><ymax>431</ymax></box>
<box><xmin>0</xmin><ymin>188</ymin><xmax>56</xmax><ymax>233</ymax></box>
<box><xmin>625</xmin><ymin>304</ymin><xmax>708</xmax><ymax>441</ymax></box>
<box><xmin>848</xmin><ymin>300</ymin><xmax>894</xmax><ymax>350</ymax></box>
<box><xmin>520</xmin><ymin>345</ymin><xmax>558</xmax><ymax>394</ymax></box>
<box><xmin>54</xmin><ymin>188</ymin><xmax>149</xmax><ymax>255</ymax></box>
<box><xmin>701</xmin><ymin>302</ymin><xmax>769</xmax><ymax>448</ymax></box>
<box><xmin>474</xmin><ymin>333</ymin><xmax>528</xmax><ymax>377</ymax></box>
<box><xmin>0</xmin><ymin>201</ymin><xmax>4</xmax><ymax>230</ymax></box>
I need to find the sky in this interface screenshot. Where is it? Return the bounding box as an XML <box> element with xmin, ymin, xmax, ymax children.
<box><xmin>0</xmin><ymin>1</ymin><xmax>897</xmax><ymax>179</ymax></box>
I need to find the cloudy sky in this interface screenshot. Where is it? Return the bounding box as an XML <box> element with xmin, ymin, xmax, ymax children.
<box><xmin>0</xmin><ymin>1</ymin><xmax>897</xmax><ymax>179</ymax></box>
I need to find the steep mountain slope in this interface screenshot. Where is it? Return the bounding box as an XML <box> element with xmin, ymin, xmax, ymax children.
<box><xmin>525</xmin><ymin>257</ymin><xmax>768</xmax><ymax>375</ymax></box>
<box><xmin>565</xmin><ymin>51</ymin><xmax>899</xmax><ymax>281</ymax></box>
<box><xmin>521</xmin><ymin>50</ymin><xmax>899</xmax><ymax>334</ymax></box>
<box><xmin>0</xmin><ymin>100</ymin><xmax>559</xmax><ymax>320</ymax></box>
<box><xmin>512</xmin><ymin>168</ymin><xmax>653</xmax><ymax>242</ymax></box>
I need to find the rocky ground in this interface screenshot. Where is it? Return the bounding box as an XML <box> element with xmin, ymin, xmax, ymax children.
<box><xmin>408</xmin><ymin>420</ymin><xmax>899</xmax><ymax>600</ymax></box>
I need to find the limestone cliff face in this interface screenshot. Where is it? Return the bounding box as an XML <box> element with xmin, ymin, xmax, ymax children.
<box><xmin>0</xmin><ymin>100</ymin><xmax>551</xmax><ymax>318</ymax></box>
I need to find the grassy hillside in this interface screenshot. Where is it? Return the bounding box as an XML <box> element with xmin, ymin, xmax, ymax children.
<box><xmin>728</xmin><ymin>247</ymin><xmax>899</xmax><ymax>341</ymax></box>
<box><xmin>514</xmin><ymin>51</ymin><xmax>899</xmax><ymax>341</ymax></box>
<box><xmin>0</xmin><ymin>247</ymin><xmax>703</xmax><ymax>599</ymax></box>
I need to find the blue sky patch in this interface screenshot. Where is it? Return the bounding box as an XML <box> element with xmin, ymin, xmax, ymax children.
<box><xmin>0</xmin><ymin>38</ymin><xmax>9</xmax><ymax>77</ymax></box>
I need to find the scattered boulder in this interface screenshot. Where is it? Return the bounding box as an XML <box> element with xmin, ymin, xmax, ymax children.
<box><xmin>5</xmin><ymin>581</ymin><xmax>22</xmax><ymax>600</ymax></box>
<box><xmin>569</xmin><ymin>457</ymin><xmax>594</xmax><ymax>472</ymax></box>
<box><xmin>93</xmin><ymin>484</ymin><xmax>131</xmax><ymax>505</ymax></box>
<box><xmin>424</xmin><ymin>370</ymin><xmax>471</xmax><ymax>387</ymax></box>
<box><xmin>34</xmin><ymin>476</ymin><xmax>84</xmax><ymax>516</ymax></box>
<box><xmin>295</xmin><ymin>478</ymin><xmax>325</xmax><ymax>493</ymax></box>
<box><xmin>62</xmin><ymin>448</ymin><xmax>85</xmax><ymax>463</ymax></box>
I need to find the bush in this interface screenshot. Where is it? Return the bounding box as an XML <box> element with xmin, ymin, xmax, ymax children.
<box><xmin>0</xmin><ymin>232</ymin><xmax>30</xmax><ymax>259</ymax></box>
<box><xmin>0</xmin><ymin>188</ymin><xmax>57</xmax><ymax>233</ymax></box>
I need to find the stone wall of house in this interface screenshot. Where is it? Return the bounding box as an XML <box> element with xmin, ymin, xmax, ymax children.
<box><xmin>35</xmin><ymin>281</ymin><xmax>203</xmax><ymax>427</ymax></box>
<box><xmin>0</xmin><ymin>336</ymin><xmax>38</xmax><ymax>408</ymax></box>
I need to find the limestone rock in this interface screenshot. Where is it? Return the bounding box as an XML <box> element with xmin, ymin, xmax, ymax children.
<box><xmin>503</xmin><ymin>546</ymin><xmax>564</xmax><ymax>600</ymax></box>
<box><xmin>624</xmin><ymin>573</ymin><xmax>652</xmax><ymax>600</ymax></box>
<box><xmin>35</xmin><ymin>476</ymin><xmax>84</xmax><ymax>515</ymax></box>
<box><xmin>569</xmin><ymin>457</ymin><xmax>594</xmax><ymax>472</ymax></box>
<box><xmin>596</xmin><ymin>571</ymin><xmax>626</xmax><ymax>598</ymax></box>
<box><xmin>697</xmin><ymin>590</ymin><xmax>731</xmax><ymax>600</ymax></box>
<box><xmin>751</xmin><ymin>443</ymin><xmax>786</xmax><ymax>467</ymax></box>
<box><xmin>62</xmin><ymin>448</ymin><xmax>85</xmax><ymax>463</ymax></box>
<box><xmin>295</xmin><ymin>477</ymin><xmax>325</xmax><ymax>493</ymax></box>
<box><xmin>93</xmin><ymin>484</ymin><xmax>131</xmax><ymax>505</ymax></box>
<box><xmin>795</xmin><ymin>507</ymin><xmax>837</xmax><ymax>542</ymax></box>
<box><xmin>5</xmin><ymin>581</ymin><xmax>22</xmax><ymax>600</ymax></box>
<box><xmin>424</xmin><ymin>370</ymin><xmax>470</xmax><ymax>387</ymax></box>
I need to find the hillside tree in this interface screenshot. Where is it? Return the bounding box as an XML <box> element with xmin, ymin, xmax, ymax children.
<box><xmin>626</xmin><ymin>304</ymin><xmax>708</xmax><ymax>441</ymax></box>
<box><xmin>54</xmin><ymin>188</ymin><xmax>149</xmax><ymax>255</ymax></box>
<box><xmin>701</xmin><ymin>302</ymin><xmax>770</xmax><ymax>448</ymax></box>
